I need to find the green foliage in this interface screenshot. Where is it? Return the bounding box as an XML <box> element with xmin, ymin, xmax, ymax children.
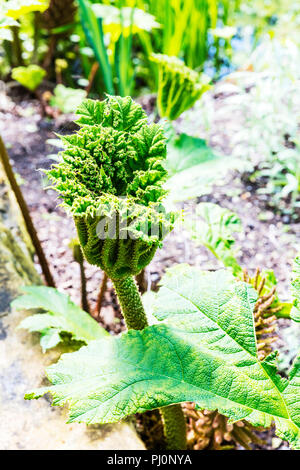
<box><xmin>291</xmin><ymin>255</ymin><xmax>300</xmax><ymax>322</ymax></box>
<box><xmin>163</xmin><ymin>129</ymin><xmax>240</xmax><ymax>204</ymax></box>
<box><xmin>184</xmin><ymin>202</ymin><xmax>294</xmax><ymax>319</ymax></box>
<box><xmin>12</xmin><ymin>64</ymin><xmax>46</xmax><ymax>91</ymax></box>
<box><xmin>142</xmin><ymin>0</ymin><xmax>235</xmax><ymax>70</ymax></box>
<box><xmin>151</xmin><ymin>53</ymin><xmax>210</xmax><ymax>120</ymax></box>
<box><xmin>12</xmin><ymin>286</ymin><xmax>107</xmax><ymax>352</ymax></box>
<box><xmin>221</xmin><ymin>39</ymin><xmax>300</xmax><ymax>208</ymax></box>
<box><xmin>47</xmin><ymin>95</ymin><xmax>175</xmax><ymax>278</ymax></box>
<box><xmin>78</xmin><ymin>0</ymin><xmax>158</xmax><ymax>96</ymax></box>
<box><xmin>164</xmin><ymin>129</ymin><xmax>218</xmax><ymax>177</ymax></box>
<box><xmin>25</xmin><ymin>266</ymin><xmax>300</xmax><ymax>449</ymax></box>
<box><xmin>186</xmin><ymin>202</ymin><xmax>242</xmax><ymax>275</ymax></box>
<box><xmin>50</xmin><ymin>85</ymin><xmax>87</xmax><ymax>114</ymax></box>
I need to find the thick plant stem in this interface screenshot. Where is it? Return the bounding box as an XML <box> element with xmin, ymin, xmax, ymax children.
<box><xmin>160</xmin><ymin>405</ymin><xmax>187</xmax><ymax>450</ymax></box>
<box><xmin>112</xmin><ymin>276</ymin><xmax>148</xmax><ymax>330</ymax></box>
<box><xmin>112</xmin><ymin>275</ymin><xmax>187</xmax><ymax>449</ymax></box>
<box><xmin>0</xmin><ymin>136</ymin><xmax>55</xmax><ymax>287</ymax></box>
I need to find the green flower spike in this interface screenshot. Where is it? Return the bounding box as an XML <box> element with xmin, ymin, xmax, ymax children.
<box><xmin>151</xmin><ymin>53</ymin><xmax>211</xmax><ymax>121</ymax></box>
<box><xmin>47</xmin><ymin>95</ymin><xmax>175</xmax><ymax>281</ymax></box>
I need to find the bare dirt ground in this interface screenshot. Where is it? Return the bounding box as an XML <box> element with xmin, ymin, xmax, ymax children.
<box><xmin>1</xmin><ymin>87</ymin><xmax>299</xmax><ymax>450</ymax></box>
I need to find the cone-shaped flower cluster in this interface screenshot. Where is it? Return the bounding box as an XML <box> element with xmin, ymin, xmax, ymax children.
<box><xmin>151</xmin><ymin>53</ymin><xmax>210</xmax><ymax>121</ymax></box>
<box><xmin>47</xmin><ymin>95</ymin><xmax>175</xmax><ymax>279</ymax></box>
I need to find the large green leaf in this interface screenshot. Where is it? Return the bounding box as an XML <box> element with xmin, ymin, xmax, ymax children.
<box><xmin>185</xmin><ymin>202</ymin><xmax>242</xmax><ymax>275</ymax></box>
<box><xmin>163</xmin><ymin>132</ymin><xmax>242</xmax><ymax>204</ymax></box>
<box><xmin>25</xmin><ymin>268</ymin><xmax>300</xmax><ymax>448</ymax></box>
<box><xmin>291</xmin><ymin>255</ymin><xmax>300</xmax><ymax>322</ymax></box>
<box><xmin>12</xmin><ymin>286</ymin><xmax>107</xmax><ymax>351</ymax></box>
<box><xmin>165</xmin><ymin>133</ymin><xmax>219</xmax><ymax>177</ymax></box>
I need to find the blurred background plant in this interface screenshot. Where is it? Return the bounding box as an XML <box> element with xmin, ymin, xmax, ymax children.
<box><xmin>0</xmin><ymin>0</ymin><xmax>246</xmax><ymax>91</ymax></box>
<box><xmin>181</xmin><ymin>36</ymin><xmax>300</xmax><ymax>213</ymax></box>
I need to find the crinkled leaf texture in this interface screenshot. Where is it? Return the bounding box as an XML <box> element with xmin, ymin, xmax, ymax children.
<box><xmin>13</xmin><ymin>286</ymin><xmax>107</xmax><ymax>351</ymax></box>
<box><xmin>25</xmin><ymin>268</ymin><xmax>300</xmax><ymax>449</ymax></box>
<box><xmin>291</xmin><ymin>255</ymin><xmax>300</xmax><ymax>322</ymax></box>
<box><xmin>47</xmin><ymin>96</ymin><xmax>175</xmax><ymax>278</ymax></box>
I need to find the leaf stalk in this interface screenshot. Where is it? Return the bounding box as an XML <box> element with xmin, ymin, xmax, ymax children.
<box><xmin>112</xmin><ymin>274</ymin><xmax>187</xmax><ymax>449</ymax></box>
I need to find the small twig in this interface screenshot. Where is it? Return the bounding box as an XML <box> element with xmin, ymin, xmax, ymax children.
<box><xmin>85</xmin><ymin>62</ymin><xmax>99</xmax><ymax>95</ymax></box>
<box><xmin>0</xmin><ymin>135</ymin><xmax>55</xmax><ymax>287</ymax></box>
<box><xmin>95</xmin><ymin>272</ymin><xmax>108</xmax><ymax>317</ymax></box>
<box><xmin>71</xmin><ymin>241</ymin><xmax>89</xmax><ymax>313</ymax></box>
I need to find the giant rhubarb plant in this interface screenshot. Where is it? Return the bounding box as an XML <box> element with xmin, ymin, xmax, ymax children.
<box><xmin>44</xmin><ymin>95</ymin><xmax>183</xmax><ymax>447</ymax></box>
<box><xmin>23</xmin><ymin>96</ymin><xmax>300</xmax><ymax>450</ymax></box>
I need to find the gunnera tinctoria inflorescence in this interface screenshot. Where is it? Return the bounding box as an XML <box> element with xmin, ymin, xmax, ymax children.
<box><xmin>47</xmin><ymin>95</ymin><xmax>176</xmax><ymax>280</ymax></box>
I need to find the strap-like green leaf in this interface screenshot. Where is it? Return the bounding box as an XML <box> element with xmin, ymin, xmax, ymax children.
<box><xmin>12</xmin><ymin>286</ymin><xmax>107</xmax><ymax>351</ymax></box>
<box><xmin>25</xmin><ymin>269</ymin><xmax>300</xmax><ymax>449</ymax></box>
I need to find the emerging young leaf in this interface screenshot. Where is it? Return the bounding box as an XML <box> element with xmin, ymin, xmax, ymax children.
<box><xmin>12</xmin><ymin>286</ymin><xmax>107</xmax><ymax>351</ymax></box>
<box><xmin>185</xmin><ymin>202</ymin><xmax>242</xmax><ymax>276</ymax></box>
<box><xmin>151</xmin><ymin>53</ymin><xmax>210</xmax><ymax>120</ymax></box>
<box><xmin>26</xmin><ymin>267</ymin><xmax>300</xmax><ymax>449</ymax></box>
<box><xmin>291</xmin><ymin>255</ymin><xmax>300</xmax><ymax>322</ymax></box>
<box><xmin>12</xmin><ymin>65</ymin><xmax>46</xmax><ymax>92</ymax></box>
